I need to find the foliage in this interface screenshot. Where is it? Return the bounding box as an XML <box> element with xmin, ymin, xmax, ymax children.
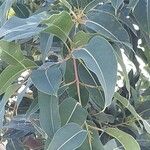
<box><xmin>0</xmin><ymin>0</ymin><xmax>150</xmax><ymax>149</ymax></box>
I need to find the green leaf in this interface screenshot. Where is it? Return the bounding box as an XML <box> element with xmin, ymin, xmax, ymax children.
<box><xmin>0</xmin><ymin>83</ymin><xmax>20</xmax><ymax>127</ymax></box>
<box><xmin>0</xmin><ymin>12</ymin><xmax>47</xmax><ymax>40</ymax></box>
<box><xmin>105</xmin><ymin>128</ymin><xmax>141</xmax><ymax>150</ymax></box>
<box><xmin>83</xmin><ymin>0</ymin><xmax>106</xmax><ymax>13</ymax></box>
<box><xmin>72</xmin><ymin>36</ymin><xmax>117</xmax><ymax>108</ymax></box>
<box><xmin>0</xmin><ymin>0</ymin><xmax>14</xmax><ymax>26</ymax></box>
<box><xmin>136</xmin><ymin>100</ymin><xmax>150</xmax><ymax>119</ymax></box>
<box><xmin>47</xmin><ymin>123</ymin><xmax>87</xmax><ymax>150</ymax></box>
<box><xmin>72</xmin><ymin>31</ymin><xmax>93</xmax><ymax>48</ymax></box>
<box><xmin>111</xmin><ymin>0</ymin><xmax>124</xmax><ymax>14</ymax></box>
<box><xmin>38</xmin><ymin>91</ymin><xmax>61</xmax><ymax>138</ymax></box>
<box><xmin>114</xmin><ymin>93</ymin><xmax>140</xmax><ymax>120</ymax></box>
<box><xmin>113</xmin><ymin>44</ymin><xmax>130</xmax><ymax>95</ymax></box>
<box><xmin>104</xmin><ymin>139</ymin><xmax>118</xmax><ymax>150</ymax></box>
<box><xmin>134</xmin><ymin>0</ymin><xmax>150</xmax><ymax>35</ymax></box>
<box><xmin>0</xmin><ymin>41</ymin><xmax>24</xmax><ymax>65</ymax></box>
<box><xmin>12</xmin><ymin>3</ymin><xmax>30</xmax><ymax>18</ymax></box>
<box><xmin>60</xmin><ymin>0</ymin><xmax>72</xmax><ymax>10</ymax></box>
<box><xmin>78</xmin><ymin>63</ymin><xmax>105</xmax><ymax>110</ymax></box>
<box><xmin>128</xmin><ymin>0</ymin><xmax>139</xmax><ymax>11</ymax></box>
<box><xmin>85</xmin><ymin>10</ymin><xmax>130</xmax><ymax>45</ymax></box>
<box><xmin>114</xmin><ymin>93</ymin><xmax>150</xmax><ymax>135</ymax></box>
<box><xmin>0</xmin><ymin>41</ymin><xmax>36</xmax><ymax>94</ymax></box>
<box><xmin>40</xmin><ymin>33</ymin><xmax>53</xmax><ymax>62</ymax></box>
<box><xmin>78</xmin><ymin>121</ymin><xmax>104</xmax><ymax>150</ymax></box>
<box><xmin>43</xmin><ymin>11</ymin><xmax>73</xmax><ymax>42</ymax></box>
<box><xmin>59</xmin><ymin>97</ymin><xmax>88</xmax><ymax>126</ymax></box>
<box><xmin>31</xmin><ymin>63</ymin><xmax>64</xmax><ymax>95</ymax></box>
<box><xmin>142</xmin><ymin>120</ymin><xmax>150</xmax><ymax>134</ymax></box>
<box><xmin>0</xmin><ymin>60</ymin><xmax>36</xmax><ymax>94</ymax></box>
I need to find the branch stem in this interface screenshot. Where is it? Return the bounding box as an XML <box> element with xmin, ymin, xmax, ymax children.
<box><xmin>73</xmin><ymin>58</ymin><xmax>82</xmax><ymax>105</ymax></box>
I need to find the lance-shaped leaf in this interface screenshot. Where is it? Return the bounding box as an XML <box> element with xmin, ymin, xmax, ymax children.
<box><xmin>31</xmin><ymin>63</ymin><xmax>65</xmax><ymax>95</ymax></box>
<box><xmin>114</xmin><ymin>93</ymin><xmax>140</xmax><ymax>120</ymax></box>
<box><xmin>72</xmin><ymin>36</ymin><xmax>117</xmax><ymax>108</ymax></box>
<box><xmin>0</xmin><ymin>60</ymin><xmax>36</xmax><ymax>94</ymax></box>
<box><xmin>112</xmin><ymin>44</ymin><xmax>130</xmax><ymax>95</ymax></box>
<box><xmin>47</xmin><ymin>123</ymin><xmax>87</xmax><ymax>150</ymax></box>
<box><xmin>43</xmin><ymin>11</ymin><xmax>73</xmax><ymax>42</ymax></box>
<box><xmin>78</xmin><ymin>121</ymin><xmax>104</xmax><ymax>150</ymax></box>
<box><xmin>0</xmin><ymin>0</ymin><xmax>14</xmax><ymax>26</ymax></box>
<box><xmin>83</xmin><ymin>0</ymin><xmax>106</xmax><ymax>13</ymax></box>
<box><xmin>128</xmin><ymin>0</ymin><xmax>139</xmax><ymax>11</ymax></box>
<box><xmin>38</xmin><ymin>91</ymin><xmax>61</xmax><ymax>138</ymax></box>
<box><xmin>85</xmin><ymin>10</ymin><xmax>130</xmax><ymax>45</ymax></box>
<box><xmin>134</xmin><ymin>0</ymin><xmax>150</xmax><ymax>35</ymax></box>
<box><xmin>59</xmin><ymin>97</ymin><xmax>88</xmax><ymax>126</ymax></box>
<box><xmin>114</xmin><ymin>93</ymin><xmax>150</xmax><ymax>135</ymax></box>
<box><xmin>40</xmin><ymin>33</ymin><xmax>53</xmax><ymax>61</ymax></box>
<box><xmin>0</xmin><ymin>41</ymin><xmax>24</xmax><ymax>65</ymax></box>
<box><xmin>0</xmin><ymin>12</ymin><xmax>46</xmax><ymax>40</ymax></box>
<box><xmin>12</xmin><ymin>3</ymin><xmax>30</xmax><ymax>18</ymax></box>
<box><xmin>72</xmin><ymin>31</ymin><xmax>93</xmax><ymax>48</ymax></box>
<box><xmin>78</xmin><ymin>63</ymin><xmax>105</xmax><ymax>110</ymax></box>
<box><xmin>0</xmin><ymin>41</ymin><xmax>36</xmax><ymax>94</ymax></box>
<box><xmin>0</xmin><ymin>84</ymin><xmax>20</xmax><ymax>128</ymax></box>
<box><xmin>111</xmin><ymin>0</ymin><xmax>124</xmax><ymax>14</ymax></box>
<box><xmin>105</xmin><ymin>128</ymin><xmax>141</xmax><ymax>150</ymax></box>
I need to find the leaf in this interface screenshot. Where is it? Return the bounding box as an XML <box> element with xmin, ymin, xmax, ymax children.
<box><xmin>78</xmin><ymin>121</ymin><xmax>104</xmax><ymax>150</ymax></box>
<box><xmin>0</xmin><ymin>12</ymin><xmax>47</xmax><ymax>40</ymax></box>
<box><xmin>47</xmin><ymin>123</ymin><xmax>87</xmax><ymax>150</ymax></box>
<box><xmin>134</xmin><ymin>0</ymin><xmax>150</xmax><ymax>35</ymax></box>
<box><xmin>114</xmin><ymin>93</ymin><xmax>140</xmax><ymax>120</ymax></box>
<box><xmin>0</xmin><ymin>41</ymin><xmax>24</xmax><ymax>65</ymax></box>
<box><xmin>112</xmin><ymin>44</ymin><xmax>130</xmax><ymax>95</ymax></box>
<box><xmin>40</xmin><ymin>33</ymin><xmax>54</xmax><ymax>62</ymax></box>
<box><xmin>104</xmin><ymin>139</ymin><xmax>120</xmax><ymax>150</ymax></box>
<box><xmin>68</xmin><ymin>0</ymin><xmax>106</xmax><ymax>9</ymax></box>
<box><xmin>83</xmin><ymin>0</ymin><xmax>106</xmax><ymax>13</ymax></box>
<box><xmin>25</xmin><ymin>98</ymin><xmax>39</xmax><ymax>119</ymax></box>
<box><xmin>60</xmin><ymin>0</ymin><xmax>72</xmax><ymax>10</ymax></box>
<box><xmin>142</xmin><ymin>120</ymin><xmax>150</xmax><ymax>135</ymax></box>
<box><xmin>136</xmin><ymin>100</ymin><xmax>150</xmax><ymax>119</ymax></box>
<box><xmin>72</xmin><ymin>31</ymin><xmax>93</xmax><ymax>48</ymax></box>
<box><xmin>78</xmin><ymin>63</ymin><xmax>105</xmax><ymax>110</ymax></box>
<box><xmin>0</xmin><ymin>0</ymin><xmax>14</xmax><ymax>26</ymax></box>
<box><xmin>12</xmin><ymin>3</ymin><xmax>30</xmax><ymax>18</ymax></box>
<box><xmin>111</xmin><ymin>0</ymin><xmax>124</xmax><ymax>14</ymax></box>
<box><xmin>105</xmin><ymin>128</ymin><xmax>141</xmax><ymax>150</ymax></box>
<box><xmin>85</xmin><ymin>9</ymin><xmax>130</xmax><ymax>45</ymax></box>
<box><xmin>0</xmin><ymin>41</ymin><xmax>36</xmax><ymax>94</ymax></box>
<box><xmin>0</xmin><ymin>60</ymin><xmax>36</xmax><ymax>94</ymax></box>
<box><xmin>72</xmin><ymin>36</ymin><xmax>117</xmax><ymax>108</ymax></box>
<box><xmin>128</xmin><ymin>0</ymin><xmax>139</xmax><ymax>11</ymax></box>
<box><xmin>43</xmin><ymin>11</ymin><xmax>73</xmax><ymax>42</ymax></box>
<box><xmin>38</xmin><ymin>91</ymin><xmax>61</xmax><ymax>138</ymax></box>
<box><xmin>114</xmin><ymin>93</ymin><xmax>150</xmax><ymax>135</ymax></box>
<box><xmin>31</xmin><ymin>63</ymin><xmax>64</xmax><ymax>95</ymax></box>
<box><xmin>0</xmin><ymin>84</ymin><xmax>20</xmax><ymax>128</ymax></box>
<box><xmin>59</xmin><ymin>97</ymin><xmax>87</xmax><ymax>126</ymax></box>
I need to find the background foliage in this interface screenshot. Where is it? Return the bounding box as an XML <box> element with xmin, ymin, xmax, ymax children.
<box><xmin>0</xmin><ymin>0</ymin><xmax>150</xmax><ymax>149</ymax></box>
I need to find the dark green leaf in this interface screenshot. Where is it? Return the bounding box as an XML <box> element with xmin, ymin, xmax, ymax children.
<box><xmin>43</xmin><ymin>11</ymin><xmax>73</xmax><ymax>42</ymax></box>
<box><xmin>72</xmin><ymin>36</ymin><xmax>117</xmax><ymax>108</ymax></box>
<box><xmin>105</xmin><ymin>128</ymin><xmax>141</xmax><ymax>150</ymax></box>
<box><xmin>134</xmin><ymin>0</ymin><xmax>150</xmax><ymax>35</ymax></box>
<box><xmin>85</xmin><ymin>9</ymin><xmax>130</xmax><ymax>45</ymax></box>
<box><xmin>47</xmin><ymin>123</ymin><xmax>87</xmax><ymax>150</ymax></box>
<box><xmin>31</xmin><ymin>63</ymin><xmax>64</xmax><ymax>95</ymax></box>
<box><xmin>59</xmin><ymin>97</ymin><xmax>87</xmax><ymax>126</ymax></box>
<box><xmin>38</xmin><ymin>91</ymin><xmax>61</xmax><ymax>138</ymax></box>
